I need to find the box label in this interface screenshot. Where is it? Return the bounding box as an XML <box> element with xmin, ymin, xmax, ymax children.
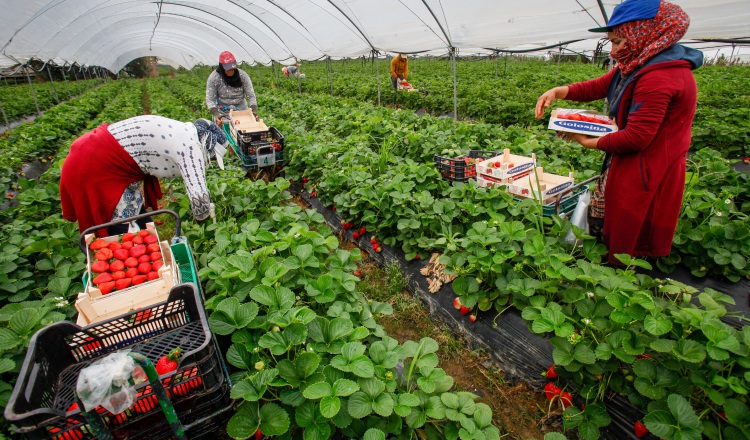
<box><xmin>552</xmin><ymin>120</ymin><xmax>616</xmax><ymax>134</ymax></box>
<box><xmin>506</xmin><ymin>162</ymin><xmax>535</xmax><ymax>175</ymax></box>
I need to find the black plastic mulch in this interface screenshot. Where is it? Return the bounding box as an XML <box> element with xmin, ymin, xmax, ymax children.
<box><xmin>292</xmin><ymin>185</ymin><xmax>653</xmax><ymax>440</ymax></box>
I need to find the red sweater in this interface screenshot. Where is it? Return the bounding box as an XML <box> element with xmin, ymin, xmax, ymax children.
<box><xmin>60</xmin><ymin>125</ymin><xmax>162</xmax><ymax>237</ymax></box>
<box><xmin>567</xmin><ymin>59</ymin><xmax>697</xmax><ymax>263</ymax></box>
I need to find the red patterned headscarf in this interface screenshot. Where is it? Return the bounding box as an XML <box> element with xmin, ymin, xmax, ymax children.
<box><xmin>611</xmin><ymin>1</ymin><xmax>690</xmax><ymax>75</ymax></box>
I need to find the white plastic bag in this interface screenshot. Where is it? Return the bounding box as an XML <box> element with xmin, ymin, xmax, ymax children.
<box><xmin>76</xmin><ymin>351</ymin><xmax>139</xmax><ymax>414</ymax></box>
<box><xmin>565</xmin><ymin>190</ymin><xmax>591</xmax><ymax>245</ymax></box>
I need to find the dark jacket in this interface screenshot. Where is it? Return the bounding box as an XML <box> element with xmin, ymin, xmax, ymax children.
<box><xmin>566</xmin><ymin>44</ymin><xmax>702</xmax><ymax>263</ymax></box>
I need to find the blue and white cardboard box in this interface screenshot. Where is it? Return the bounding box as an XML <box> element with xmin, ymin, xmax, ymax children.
<box><xmin>548</xmin><ymin>109</ymin><xmax>618</xmax><ymax>137</ymax></box>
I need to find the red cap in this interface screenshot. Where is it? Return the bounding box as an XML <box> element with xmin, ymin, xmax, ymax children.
<box><xmin>219</xmin><ymin>51</ymin><xmax>237</xmax><ymax>70</ymax></box>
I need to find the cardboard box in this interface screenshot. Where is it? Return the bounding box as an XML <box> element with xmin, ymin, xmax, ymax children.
<box><xmin>476</xmin><ymin>149</ymin><xmax>536</xmax><ymax>181</ymax></box>
<box><xmin>229</xmin><ymin>109</ymin><xmax>269</xmax><ymax>140</ymax></box>
<box><xmin>506</xmin><ymin>167</ymin><xmax>575</xmax><ymax>204</ymax></box>
<box><xmin>477</xmin><ymin>174</ymin><xmax>508</xmax><ymax>189</ymax></box>
<box><xmin>76</xmin><ymin>223</ymin><xmax>179</xmax><ymax>326</ymax></box>
<box><xmin>548</xmin><ymin>109</ymin><xmax>617</xmax><ymax>137</ymax></box>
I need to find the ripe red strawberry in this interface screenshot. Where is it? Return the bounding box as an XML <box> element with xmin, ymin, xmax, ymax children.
<box><xmin>138</xmin><ymin>230</ymin><xmax>150</xmax><ymax>238</ymax></box>
<box><xmin>459</xmin><ymin>305</ymin><xmax>470</xmax><ymax>316</ymax></box>
<box><xmin>147</xmin><ymin>243</ymin><xmax>161</xmax><ymax>253</ymax></box>
<box><xmin>310</xmin><ymin>191</ymin><xmax>316</xmax><ymax>197</ymax></box>
<box><xmin>494</xmin><ymin>161</ymin><xmax>501</xmax><ymax>168</ymax></box>
<box><xmin>302</xmin><ymin>177</ymin><xmax>308</xmax><ymax>183</ymax></box>
<box><xmin>143</xmin><ymin>235</ymin><xmax>158</xmax><ymax>245</ymax></box>
<box><xmin>110</xmin><ymin>260</ymin><xmax>125</xmax><ymax>272</ymax></box>
<box><xmin>353</xmin><ymin>232</ymin><xmax>360</xmax><ymax>240</ymax></box>
<box><xmin>121</xmin><ymin>233</ymin><xmax>136</xmax><ymax>242</ymax></box>
<box><xmin>131</xmin><ymin>236</ymin><xmax>143</xmax><ymax>245</ymax></box>
<box><xmin>152</xmin><ymin>260</ymin><xmax>164</xmax><ymax>271</ymax></box>
<box><xmin>354</xmin><ymin>270</ymin><xmax>362</xmax><ymax>277</ymax></box>
<box><xmin>132</xmin><ymin>275</ymin><xmax>147</xmax><ymax>285</ymax></box>
<box><xmin>743</xmin><ymin>157</ymin><xmax>750</xmax><ymax>164</ymax></box>
<box><xmin>469</xmin><ymin>315</ymin><xmax>476</xmax><ymax>323</ymax></box>
<box><xmin>545</xmin><ymin>366</ymin><xmax>558</xmax><ymax>379</ymax></box>
<box><xmin>360</xmin><ymin>227</ymin><xmax>366</xmax><ymax>234</ymax></box>
<box><xmin>634</xmin><ymin>421</ymin><xmax>649</xmax><ymax>438</ymax></box>
<box><xmin>130</xmin><ymin>245</ymin><xmax>147</xmax><ymax>258</ymax></box>
<box><xmin>636</xmin><ymin>353</ymin><xmax>653</xmax><ymax>360</ymax></box>
<box><xmin>124</xmin><ymin>257</ymin><xmax>139</xmax><ymax>268</ymax></box>
<box><xmin>90</xmin><ymin>238</ymin><xmax>108</xmax><ymax>250</ymax></box>
<box><xmin>113</xmin><ymin>249</ymin><xmax>130</xmax><ymax>261</ymax></box>
<box><xmin>91</xmin><ymin>260</ymin><xmax>109</xmax><ymax>273</ymax></box>
<box><xmin>115</xmin><ymin>278</ymin><xmax>132</xmax><ymax>290</ymax></box>
<box><xmin>370</xmin><ymin>237</ymin><xmax>378</xmax><ymax>245</ymax></box>
<box><xmin>453</xmin><ymin>297</ymin><xmax>462</xmax><ymax>309</ymax></box>
<box><xmin>156</xmin><ymin>348</ymin><xmax>182</xmax><ymax>375</ymax></box>
<box><xmin>94</xmin><ymin>248</ymin><xmax>113</xmax><ymax>261</ymax></box>
<box><xmin>544</xmin><ymin>382</ymin><xmax>561</xmax><ymax>400</ymax></box>
<box><xmin>155</xmin><ymin>219</ymin><xmax>163</xmax><ymax>225</ymax></box>
<box><xmin>560</xmin><ymin>391</ymin><xmax>573</xmax><ymax>409</ymax></box>
<box><xmin>125</xmin><ymin>267</ymin><xmax>139</xmax><ymax>278</ymax></box>
<box><xmin>147</xmin><ymin>271</ymin><xmax>160</xmax><ymax>281</ymax></box>
<box><xmin>414</xmin><ymin>254</ymin><xmax>420</xmax><ymax>260</ymax></box>
<box><xmin>107</xmin><ymin>241</ymin><xmax>122</xmax><ymax>251</ymax></box>
<box><xmin>99</xmin><ymin>281</ymin><xmax>116</xmax><ymax>295</ymax></box>
<box><xmin>121</xmin><ymin>241</ymin><xmax>134</xmax><ymax>250</ymax></box>
<box><xmin>93</xmin><ymin>272</ymin><xmax>113</xmax><ymax>285</ymax></box>
<box><xmin>375</xmin><ymin>247</ymin><xmax>382</xmax><ymax>253</ymax></box>
<box><xmin>150</xmin><ymin>252</ymin><xmax>162</xmax><ymax>261</ymax></box>
<box><xmin>138</xmin><ymin>255</ymin><xmax>151</xmax><ymax>263</ymax></box>
<box><xmin>111</xmin><ymin>271</ymin><xmax>126</xmax><ymax>281</ymax></box>
<box><xmin>255</xmin><ymin>428</ymin><xmax>264</xmax><ymax>440</ymax></box>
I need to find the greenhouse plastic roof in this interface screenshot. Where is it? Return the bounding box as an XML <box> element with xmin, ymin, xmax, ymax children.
<box><xmin>1</xmin><ymin>0</ymin><xmax>748</xmax><ymax>72</ymax></box>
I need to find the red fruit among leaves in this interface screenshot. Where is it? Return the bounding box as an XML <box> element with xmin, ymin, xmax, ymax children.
<box><xmin>469</xmin><ymin>315</ymin><xmax>476</xmax><ymax>323</ymax></box>
<box><xmin>634</xmin><ymin>421</ymin><xmax>649</xmax><ymax>438</ymax></box>
<box><xmin>453</xmin><ymin>297</ymin><xmax>462</xmax><ymax>309</ymax></box>
<box><xmin>743</xmin><ymin>157</ymin><xmax>750</xmax><ymax>164</ymax></box>
<box><xmin>560</xmin><ymin>391</ymin><xmax>573</xmax><ymax>409</ymax></box>
<box><xmin>156</xmin><ymin>348</ymin><xmax>182</xmax><ymax>375</ymax></box>
<box><xmin>354</xmin><ymin>270</ymin><xmax>362</xmax><ymax>277</ymax></box>
<box><xmin>459</xmin><ymin>305</ymin><xmax>470</xmax><ymax>316</ymax></box>
<box><xmin>360</xmin><ymin>227</ymin><xmax>366</xmax><ymax>234</ymax></box>
<box><xmin>155</xmin><ymin>219</ymin><xmax>163</xmax><ymax>225</ymax></box>
<box><xmin>255</xmin><ymin>428</ymin><xmax>264</xmax><ymax>440</ymax></box>
<box><xmin>545</xmin><ymin>366</ymin><xmax>558</xmax><ymax>379</ymax></box>
<box><xmin>302</xmin><ymin>177</ymin><xmax>308</xmax><ymax>183</ymax></box>
<box><xmin>544</xmin><ymin>382</ymin><xmax>561</xmax><ymax>400</ymax></box>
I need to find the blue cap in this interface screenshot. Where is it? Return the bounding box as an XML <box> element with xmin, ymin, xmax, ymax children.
<box><xmin>589</xmin><ymin>0</ymin><xmax>661</xmax><ymax>32</ymax></box>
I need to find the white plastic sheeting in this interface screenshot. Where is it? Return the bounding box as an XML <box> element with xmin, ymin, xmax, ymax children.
<box><xmin>0</xmin><ymin>0</ymin><xmax>748</xmax><ymax>72</ymax></box>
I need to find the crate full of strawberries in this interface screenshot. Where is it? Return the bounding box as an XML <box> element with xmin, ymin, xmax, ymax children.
<box><xmin>76</xmin><ymin>222</ymin><xmax>178</xmax><ymax>325</ymax></box>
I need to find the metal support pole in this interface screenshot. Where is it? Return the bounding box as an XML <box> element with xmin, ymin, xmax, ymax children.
<box><xmin>0</xmin><ymin>101</ymin><xmax>10</xmax><ymax>134</ymax></box>
<box><xmin>61</xmin><ymin>65</ymin><xmax>72</xmax><ymax>98</ymax></box>
<box><xmin>326</xmin><ymin>57</ymin><xmax>333</xmax><ymax>96</ymax></box>
<box><xmin>557</xmin><ymin>45</ymin><xmax>562</xmax><ymax>76</ymax></box>
<box><xmin>296</xmin><ymin>68</ymin><xmax>301</xmax><ymax>94</ymax></box>
<box><xmin>504</xmin><ymin>54</ymin><xmax>508</xmax><ymax>75</ymax></box>
<box><xmin>25</xmin><ymin>68</ymin><xmax>41</xmax><ymax>116</ymax></box>
<box><xmin>46</xmin><ymin>64</ymin><xmax>60</xmax><ymax>103</ymax></box>
<box><xmin>376</xmin><ymin>52</ymin><xmax>381</xmax><ymax>107</ymax></box>
<box><xmin>450</xmin><ymin>47</ymin><xmax>457</xmax><ymax>120</ymax></box>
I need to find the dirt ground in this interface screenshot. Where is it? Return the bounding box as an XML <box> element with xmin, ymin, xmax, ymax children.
<box><xmin>345</xmin><ymin>241</ymin><xmax>555</xmax><ymax>440</ymax></box>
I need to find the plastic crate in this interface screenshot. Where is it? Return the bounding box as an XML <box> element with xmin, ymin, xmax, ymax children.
<box><xmin>433</xmin><ymin>150</ymin><xmax>499</xmax><ymax>182</ymax></box>
<box><xmin>519</xmin><ymin>185</ymin><xmax>585</xmax><ymax>217</ymax></box>
<box><xmin>5</xmin><ymin>283</ymin><xmax>229</xmax><ymax>439</ymax></box>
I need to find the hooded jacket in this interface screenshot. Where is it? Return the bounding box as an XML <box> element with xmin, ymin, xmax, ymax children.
<box><xmin>390</xmin><ymin>55</ymin><xmax>408</xmax><ymax>79</ymax></box>
<box><xmin>565</xmin><ymin>44</ymin><xmax>703</xmax><ymax>263</ymax></box>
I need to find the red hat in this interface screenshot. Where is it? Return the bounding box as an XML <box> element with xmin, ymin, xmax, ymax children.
<box><xmin>219</xmin><ymin>51</ymin><xmax>237</xmax><ymax>70</ymax></box>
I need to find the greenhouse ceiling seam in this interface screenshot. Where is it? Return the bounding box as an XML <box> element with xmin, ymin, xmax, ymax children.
<box><xmin>150</xmin><ymin>0</ymin><xmax>165</xmax><ymax>50</ymax></box>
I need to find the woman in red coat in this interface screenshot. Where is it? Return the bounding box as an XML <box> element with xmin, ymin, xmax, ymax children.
<box><xmin>535</xmin><ymin>0</ymin><xmax>702</xmax><ymax>265</ymax></box>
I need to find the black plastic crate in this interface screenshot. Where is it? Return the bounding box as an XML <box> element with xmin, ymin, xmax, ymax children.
<box><xmin>5</xmin><ymin>283</ymin><xmax>229</xmax><ymax>439</ymax></box>
<box><xmin>433</xmin><ymin>150</ymin><xmax>499</xmax><ymax>182</ymax></box>
<box><xmin>236</xmin><ymin>126</ymin><xmax>285</xmax><ymax>171</ymax></box>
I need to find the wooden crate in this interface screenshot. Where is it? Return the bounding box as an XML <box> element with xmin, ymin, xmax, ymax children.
<box><xmin>506</xmin><ymin>167</ymin><xmax>575</xmax><ymax>204</ymax></box>
<box><xmin>476</xmin><ymin>149</ymin><xmax>536</xmax><ymax>181</ymax></box>
<box><xmin>76</xmin><ymin>223</ymin><xmax>179</xmax><ymax>325</ymax></box>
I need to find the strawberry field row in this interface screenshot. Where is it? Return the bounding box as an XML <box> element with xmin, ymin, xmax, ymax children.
<box><xmin>0</xmin><ymin>78</ymin><xmax>102</xmax><ymax>123</ymax></box>
<box><xmin>155</xmin><ymin>73</ymin><xmax>750</xmax><ymax>439</ymax></box>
